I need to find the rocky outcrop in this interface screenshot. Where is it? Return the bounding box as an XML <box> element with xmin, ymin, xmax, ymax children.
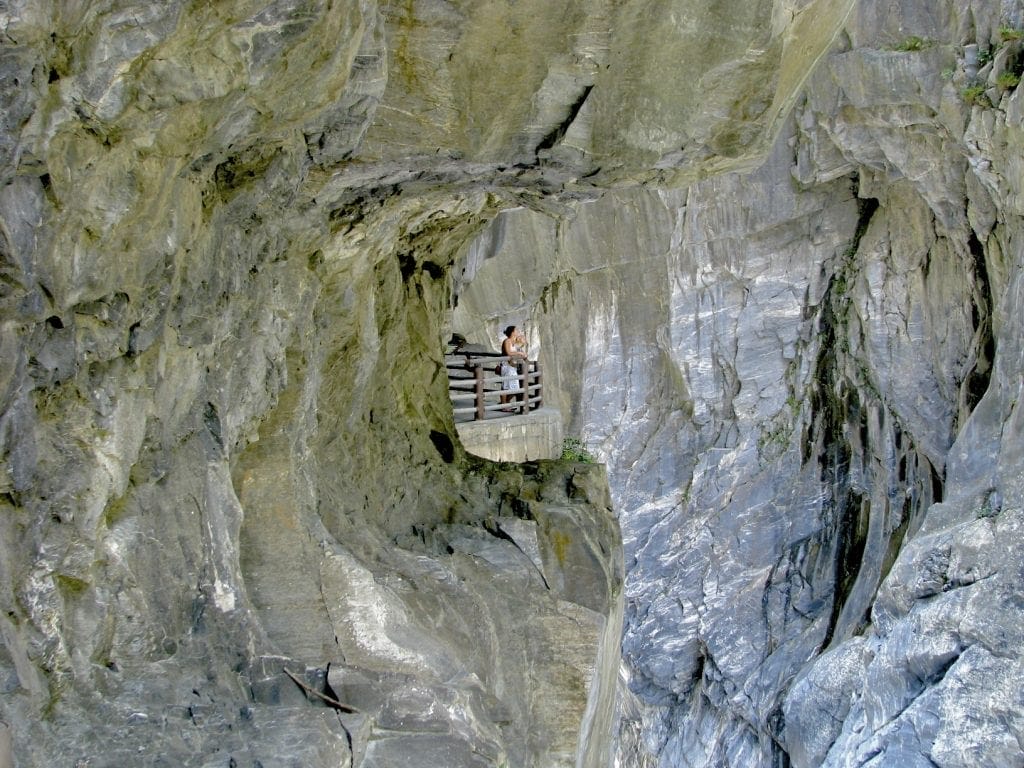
<box><xmin>454</xmin><ymin>1</ymin><xmax>1024</xmax><ymax>765</ymax></box>
<box><xmin>4</xmin><ymin>0</ymin><xmax>1023</xmax><ymax>766</ymax></box>
<box><xmin>0</xmin><ymin>0</ymin><xmax>853</xmax><ymax>765</ymax></box>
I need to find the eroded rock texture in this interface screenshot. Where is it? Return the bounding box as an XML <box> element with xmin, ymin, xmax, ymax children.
<box><xmin>4</xmin><ymin>0</ymin><xmax>1024</xmax><ymax>766</ymax></box>
<box><xmin>454</xmin><ymin>0</ymin><xmax>1024</xmax><ymax>766</ymax></box>
<box><xmin>0</xmin><ymin>0</ymin><xmax>851</xmax><ymax>766</ymax></box>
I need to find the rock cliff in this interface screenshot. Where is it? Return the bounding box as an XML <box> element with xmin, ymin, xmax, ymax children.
<box><xmin>0</xmin><ymin>0</ymin><xmax>846</xmax><ymax>765</ymax></box>
<box><xmin>2</xmin><ymin>0</ymin><xmax>1023</xmax><ymax>767</ymax></box>
<box><xmin>455</xmin><ymin>0</ymin><xmax>1024</xmax><ymax>766</ymax></box>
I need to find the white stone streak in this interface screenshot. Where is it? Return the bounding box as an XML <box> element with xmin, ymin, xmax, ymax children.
<box><xmin>320</xmin><ymin>548</ymin><xmax>434</xmax><ymax>672</ymax></box>
<box><xmin>203</xmin><ymin>463</ymin><xmax>243</xmax><ymax>614</ymax></box>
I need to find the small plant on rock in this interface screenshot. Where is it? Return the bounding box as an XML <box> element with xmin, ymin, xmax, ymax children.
<box><xmin>997</xmin><ymin>71</ymin><xmax>1021</xmax><ymax>89</ymax></box>
<box><xmin>999</xmin><ymin>26</ymin><xmax>1024</xmax><ymax>42</ymax></box>
<box><xmin>895</xmin><ymin>35</ymin><xmax>931</xmax><ymax>51</ymax></box>
<box><xmin>962</xmin><ymin>84</ymin><xmax>991</xmax><ymax>106</ymax></box>
<box><xmin>560</xmin><ymin>437</ymin><xmax>596</xmax><ymax>463</ymax></box>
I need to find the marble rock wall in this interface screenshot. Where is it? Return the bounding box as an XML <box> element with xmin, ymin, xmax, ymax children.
<box><xmin>4</xmin><ymin>0</ymin><xmax>1020</xmax><ymax>766</ymax></box>
<box><xmin>454</xmin><ymin>0</ymin><xmax>1024</xmax><ymax>765</ymax></box>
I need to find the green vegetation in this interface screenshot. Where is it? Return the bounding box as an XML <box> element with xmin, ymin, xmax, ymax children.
<box><xmin>999</xmin><ymin>25</ymin><xmax>1024</xmax><ymax>42</ymax></box>
<box><xmin>757</xmin><ymin>413</ymin><xmax>792</xmax><ymax>460</ymax></box>
<box><xmin>560</xmin><ymin>437</ymin><xmax>596</xmax><ymax>463</ymax></box>
<box><xmin>894</xmin><ymin>35</ymin><xmax>931</xmax><ymax>52</ymax></box>
<box><xmin>977</xmin><ymin>499</ymin><xmax>999</xmax><ymax>518</ymax></box>
<box><xmin>962</xmin><ymin>84</ymin><xmax>990</xmax><ymax>106</ymax></box>
<box><xmin>997</xmin><ymin>71</ymin><xmax>1021</xmax><ymax>89</ymax></box>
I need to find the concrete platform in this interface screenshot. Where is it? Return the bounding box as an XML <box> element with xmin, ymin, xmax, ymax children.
<box><xmin>455</xmin><ymin>407</ymin><xmax>563</xmax><ymax>463</ymax></box>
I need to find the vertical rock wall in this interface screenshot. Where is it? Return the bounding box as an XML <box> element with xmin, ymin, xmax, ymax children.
<box><xmin>3</xmin><ymin>0</ymin><xmax>1001</xmax><ymax>765</ymax></box>
<box><xmin>454</xmin><ymin>0</ymin><xmax>1024</xmax><ymax>765</ymax></box>
<box><xmin>0</xmin><ymin>2</ymin><xmax>642</xmax><ymax>764</ymax></box>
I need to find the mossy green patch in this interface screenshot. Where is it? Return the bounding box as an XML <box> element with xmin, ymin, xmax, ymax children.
<box><xmin>55</xmin><ymin>573</ymin><xmax>90</xmax><ymax>598</ymax></box>
<box><xmin>893</xmin><ymin>35</ymin><xmax>931</xmax><ymax>52</ymax></box>
<box><xmin>550</xmin><ymin>529</ymin><xmax>571</xmax><ymax>566</ymax></box>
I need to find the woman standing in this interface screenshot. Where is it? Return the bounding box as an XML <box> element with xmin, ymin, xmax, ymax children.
<box><xmin>500</xmin><ymin>325</ymin><xmax>528</xmax><ymax>408</ymax></box>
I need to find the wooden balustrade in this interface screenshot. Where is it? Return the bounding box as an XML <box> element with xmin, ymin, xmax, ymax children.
<box><xmin>445</xmin><ymin>351</ymin><xmax>543</xmax><ymax>421</ymax></box>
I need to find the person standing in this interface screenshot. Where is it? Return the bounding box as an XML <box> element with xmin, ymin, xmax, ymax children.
<box><xmin>500</xmin><ymin>325</ymin><xmax>528</xmax><ymax>408</ymax></box>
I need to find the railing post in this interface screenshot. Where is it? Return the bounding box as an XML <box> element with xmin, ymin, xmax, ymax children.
<box><xmin>533</xmin><ymin>360</ymin><xmax>542</xmax><ymax>410</ymax></box>
<box><xmin>474</xmin><ymin>365</ymin><xmax>485</xmax><ymax>420</ymax></box>
<box><xmin>515</xmin><ymin>360</ymin><xmax>526</xmax><ymax>414</ymax></box>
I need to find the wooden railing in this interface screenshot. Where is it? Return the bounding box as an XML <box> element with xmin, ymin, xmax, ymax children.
<box><xmin>446</xmin><ymin>351</ymin><xmax>542</xmax><ymax>420</ymax></box>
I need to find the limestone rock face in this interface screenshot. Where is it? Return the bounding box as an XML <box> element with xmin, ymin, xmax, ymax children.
<box><xmin>3</xmin><ymin>0</ymin><xmax>1023</xmax><ymax>767</ymax></box>
<box><xmin>454</xmin><ymin>0</ymin><xmax>1024</xmax><ymax>765</ymax></box>
<box><xmin>0</xmin><ymin>0</ymin><xmax>850</xmax><ymax>764</ymax></box>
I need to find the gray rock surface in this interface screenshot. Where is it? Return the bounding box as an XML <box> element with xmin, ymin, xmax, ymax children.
<box><xmin>454</xmin><ymin>1</ymin><xmax>1024</xmax><ymax>765</ymax></box>
<box><xmin>3</xmin><ymin>0</ymin><xmax>1024</xmax><ymax>766</ymax></box>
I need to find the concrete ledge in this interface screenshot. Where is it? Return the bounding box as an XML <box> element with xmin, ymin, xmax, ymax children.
<box><xmin>456</xmin><ymin>407</ymin><xmax>564</xmax><ymax>463</ymax></box>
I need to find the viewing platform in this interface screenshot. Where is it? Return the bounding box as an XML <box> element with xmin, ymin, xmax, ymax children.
<box><xmin>445</xmin><ymin>351</ymin><xmax>542</xmax><ymax>422</ymax></box>
<box><xmin>445</xmin><ymin>350</ymin><xmax>563</xmax><ymax>462</ymax></box>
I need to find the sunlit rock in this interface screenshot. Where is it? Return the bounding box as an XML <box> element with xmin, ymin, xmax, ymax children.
<box><xmin>3</xmin><ymin>0</ymin><xmax>1024</xmax><ymax>766</ymax></box>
